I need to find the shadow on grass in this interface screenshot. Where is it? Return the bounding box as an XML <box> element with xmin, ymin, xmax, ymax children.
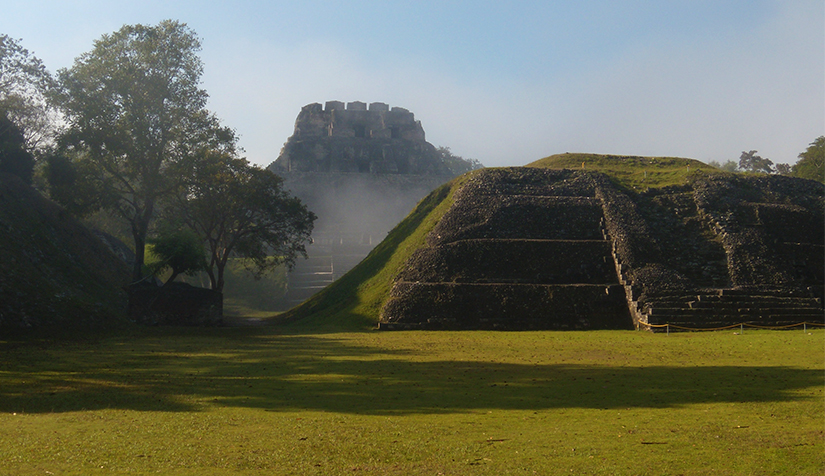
<box><xmin>1</xmin><ymin>329</ymin><xmax>820</xmax><ymax>415</ymax></box>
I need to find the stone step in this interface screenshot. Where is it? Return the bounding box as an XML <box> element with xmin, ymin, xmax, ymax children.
<box><xmin>649</xmin><ymin>307</ymin><xmax>823</xmax><ymax>318</ymax></box>
<box><xmin>381</xmin><ymin>282</ymin><xmax>633</xmax><ymax>330</ymax></box>
<box><xmin>687</xmin><ymin>299</ymin><xmax>821</xmax><ymax>309</ymax></box>
<box><xmin>289</xmin><ymin>281</ymin><xmax>334</xmax><ymax>289</ymax></box>
<box><xmin>650</xmin><ymin>319</ymin><xmax>811</xmax><ymax>332</ymax></box>
<box><xmin>645</xmin><ymin>295</ymin><xmax>822</xmax><ymax>308</ymax></box>
<box><xmin>650</xmin><ymin>318</ymin><xmax>818</xmax><ymax>329</ymax></box>
<box><xmin>396</xmin><ymin>239</ymin><xmax>618</xmax><ymax>285</ymax></box>
<box><xmin>289</xmin><ymin>268</ymin><xmax>332</xmax><ymax>279</ymax></box>
<box><xmin>430</xmin><ymin>195</ymin><xmax>607</xmax><ymax>244</ymax></box>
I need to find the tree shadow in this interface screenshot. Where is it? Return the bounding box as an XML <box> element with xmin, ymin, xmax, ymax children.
<box><xmin>1</xmin><ymin>330</ymin><xmax>820</xmax><ymax>414</ymax></box>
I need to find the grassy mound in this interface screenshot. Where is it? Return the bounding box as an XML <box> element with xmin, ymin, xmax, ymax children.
<box><xmin>280</xmin><ymin>172</ymin><xmax>479</xmax><ymax>330</ymax></box>
<box><xmin>528</xmin><ymin>153</ymin><xmax>716</xmax><ymax>190</ymax></box>
<box><xmin>0</xmin><ymin>173</ymin><xmax>131</xmax><ymax>330</ymax></box>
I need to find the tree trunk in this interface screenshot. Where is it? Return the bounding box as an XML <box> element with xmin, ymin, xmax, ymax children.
<box><xmin>215</xmin><ymin>264</ymin><xmax>225</xmax><ymax>293</ymax></box>
<box><xmin>132</xmin><ymin>229</ymin><xmax>146</xmax><ymax>283</ymax></box>
<box><xmin>163</xmin><ymin>271</ymin><xmax>180</xmax><ymax>287</ymax></box>
<box><xmin>130</xmin><ymin>202</ymin><xmax>154</xmax><ymax>283</ymax></box>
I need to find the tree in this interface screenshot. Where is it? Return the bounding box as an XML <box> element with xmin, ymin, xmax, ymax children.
<box><xmin>0</xmin><ymin>113</ymin><xmax>34</xmax><ymax>183</ymax></box>
<box><xmin>54</xmin><ymin>20</ymin><xmax>235</xmax><ymax>281</ymax></box>
<box><xmin>791</xmin><ymin>136</ymin><xmax>824</xmax><ymax>183</ymax></box>
<box><xmin>706</xmin><ymin>159</ymin><xmax>738</xmax><ymax>172</ymax></box>
<box><xmin>44</xmin><ymin>154</ymin><xmax>109</xmax><ymax>216</ymax></box>
<box><xmin>774</xmin><ymin>163</ymin><xmax>791</xmax><ymax>175</ymax></box>
<box><xmin>147</xmin><ymin>227</ymin><xmax>206</xmax><ymax>286</ymax></box>
<box><xmin>437</xmin><ymin>146</ymin><xmax>483</xmax><ymax>176</ymax></box>
<box><xmin>0</xmin><ymin>35</ymin><xmax>57</xmax><ymax>154</ymax></box>
<box><xmin>165</xmin><ymin>151</ymin><xmax>315</xmax><ymax>292</ymax></box>
<box><xmin>738</xmin><ymin>150</ymin><xmax>774</xmax><ymax>174</ymax></box>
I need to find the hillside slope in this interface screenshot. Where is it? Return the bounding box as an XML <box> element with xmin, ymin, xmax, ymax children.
<box><xmin>280</xmin><ymin>173</ymin><xmax>475</xmax><ymax>330</ymax></box>
<box><xmin>0</xmin><ymin>173</ymin><xmax>131</xmax><ymax>330</ymax></box>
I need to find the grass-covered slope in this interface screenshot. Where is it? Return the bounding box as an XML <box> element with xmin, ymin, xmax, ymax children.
<box><xmin>529</xmin><ymin>153</ymin><xmax>715</xmax><ymax>190</ymax></box>
<box><xmin>280</xmin><ymin>172</ymin><xmax>478</xmax><ymax>330</ymax></box>
<box><xmin>0</xmin><ymin>173</ymin><xmax>131</xmax><ymax>330</ymax></box>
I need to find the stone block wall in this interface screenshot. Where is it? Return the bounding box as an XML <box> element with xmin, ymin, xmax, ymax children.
<box><xmin>128</xmin><ymin>282</ymin><xmax>223</xmax><ymax>326</ymax></box>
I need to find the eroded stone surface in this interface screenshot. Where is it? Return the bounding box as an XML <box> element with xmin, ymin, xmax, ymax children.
<box><xmin>380</xmin><ymin>168</ymin><xmax>824</xmax><ymax>330</ymax></box>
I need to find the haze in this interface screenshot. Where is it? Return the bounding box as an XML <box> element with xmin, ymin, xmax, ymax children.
<box><xmin>5</xmin><ymin>1</ymin><xmax>823</xmax><ymax>168</ymax></box>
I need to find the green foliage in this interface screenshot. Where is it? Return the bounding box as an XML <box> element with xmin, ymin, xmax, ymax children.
<box><xmin>178</xmin><ymin>258</ymin><xmax>289</xmax><ymax>315</ymax></box>
<box><xmin>55</xmin><ymin>20</ymin><xmax>236</xmax><ymax>280</ymax></box>
<box><xmin>44</xmin><ymin>153</ymin><xmax>109</xmax><ymax>217</ymax></box>
<box><xmin>528</xmin><ymin>153</ymin><xmax>716</xmax><ymax>190</ymax></box>
<box><xmin>792</xmin><ymin>136</ymin><xmax>824</xmax><ymax>183</ymax></box>
<box><xmin>738</xmin><ymin>150</ymin><xmax>775</xmax><ymax>174</ymax></box>
<box><xmin>166</xmin><ymin>150</ymin><xmax>315</xmax><ymax>292</ymax></box>
<box><xmin>775</xmin><ymin>162</ymin><xmax>792</xmax><ymax>175</ymax></box>
<box><xmin>706</xmin><ymin>159</ymin><xmax>739</xmax><ymax>172</ymax></box>
<box><xmin>437</xmin><ymin>146</ymin><xmax>483</xmax><ymax>176</ymax></box>
<box><xmin>0</xmin><ymin>329</ymin><xmax>822</xmax><ymax>474</ymax></box>
<box><xmin>147</xmin><ymin>228</ymin><xmax>206</xmax><ymax>285</ymax></box>
<box><xmin>0</xmin><ymin>113</ymin><xmax>34</xmax><ymax>183</ymax></box>
<box><xmin>0</xmin><ymin>34</ymin><xmax>57</xmax><ymax>154</ymax></box>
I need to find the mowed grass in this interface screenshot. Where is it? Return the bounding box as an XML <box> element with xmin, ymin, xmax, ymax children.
<box><xmin>528</xmin><ymin>153</ymin><xmax>717</xmax><ymax>190</ymax></box>
<box><xmin>0</xmin><ymin>328</ymin><xmax>822</xmax><ymax>475</ymax></box>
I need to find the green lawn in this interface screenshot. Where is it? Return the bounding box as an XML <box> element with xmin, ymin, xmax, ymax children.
<box><xmin>1</xmin><ymin>328</ymin><xmax>822</xmax><ymax>475</ymax></box>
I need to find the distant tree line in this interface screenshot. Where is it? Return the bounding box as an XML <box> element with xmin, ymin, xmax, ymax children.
<box><xmin>0</xmin><ymin>22</ymin><xmax>315</xmax><ymax>292</ymax></box>
<box><xmin>706</xmin><ymin>137</ymin><xmax>824</xmax><ymax>183</ymax></box>
<box><xmin>437</xmin><ymin>146</ymin><xmax>484</xmax><ymax>176</ymax></box>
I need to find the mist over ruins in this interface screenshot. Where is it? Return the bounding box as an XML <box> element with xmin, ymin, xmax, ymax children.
<box><xmin>267</xmin><ymin>101</ymin><xmax>458</xmax><ymax>305</ymax></box>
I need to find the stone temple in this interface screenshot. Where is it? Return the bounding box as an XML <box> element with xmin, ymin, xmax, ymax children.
<box><xmin>379</xmin><ymin>167</ymin><xmax>824</xmax><ymax>331</ymax></box>
<box><xmin>268</xmin><ymin>101</ymin><xmax>456</xmax><ymax>306</ymax></box>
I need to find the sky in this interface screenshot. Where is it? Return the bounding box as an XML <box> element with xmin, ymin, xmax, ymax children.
<box><xmin>3</xmin><ymin>1</ymin><xmax>823</xmax><ymax>168</ymax></box>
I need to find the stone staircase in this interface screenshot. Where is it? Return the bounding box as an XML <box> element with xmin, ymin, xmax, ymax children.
<box><xmin>380</xmin><ymin>169</ymin><xmax>634</xmax><ymax>330</ymax></box>
<box><xmin>637</xmin><ymin>288</ymin><xmax>823</xmax><ymax>331</ymax></box>
<box><xmin>284</xmin><ymin>239</ymin><xmax>378</xmax><ymax>307</ymax></box>
<box><xmin>284</xmin><ymin>250</ymin><xmax>335</xmax><ymax>306</ymax></box>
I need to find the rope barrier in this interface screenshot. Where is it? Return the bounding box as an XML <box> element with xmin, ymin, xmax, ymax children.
<box><xmin>638</xmin><ymin>321</ymin><xmax>825</xmax><ymax>332</ymax></box>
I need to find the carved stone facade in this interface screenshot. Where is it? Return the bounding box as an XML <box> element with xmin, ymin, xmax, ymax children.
<box><xmin>270</xmin><ymin>102</ymin><xmax>450</xmax><ymax>175</ymax></box>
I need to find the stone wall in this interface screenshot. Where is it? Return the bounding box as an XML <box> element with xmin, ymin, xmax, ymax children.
<box><xmin>127</xmin><ymin>282</ymin><xmax>223</xmax><ymax>326</ymax></box>
<box><xmin>271</xmin><ymin>102</ymin><xmax>442</xmax><ymax>174</ymax></box>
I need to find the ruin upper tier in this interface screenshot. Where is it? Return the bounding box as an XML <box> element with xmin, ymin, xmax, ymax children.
<box><xmin>270</xmin><ymin>101</ymin><xmax>450</xmax><ymax>175</ymax></box>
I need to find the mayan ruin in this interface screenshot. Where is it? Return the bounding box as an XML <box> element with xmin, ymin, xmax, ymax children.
<box><xmin>268</xmin><ymin>102</ymin><xmax>457</xmax><ymax>305</ymax></box>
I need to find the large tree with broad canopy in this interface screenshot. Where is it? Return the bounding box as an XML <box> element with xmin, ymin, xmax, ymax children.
<box><xmin>54</xmin><ymin>20</ymin><xmax>235</xmax><ymax>281</ymax></box>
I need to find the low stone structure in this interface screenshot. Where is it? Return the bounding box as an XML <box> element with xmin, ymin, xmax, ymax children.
<box><xmin>127</xmin><ymin>282</ymin><xmax>223</xmax><ymax>326</ymax></box>
<box><xmin>379</xmin><ymin>167</ymin><xmax>824</xmax><ymax>331</ymax></box>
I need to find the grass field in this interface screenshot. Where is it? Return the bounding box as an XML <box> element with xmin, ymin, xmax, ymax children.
<box><xmin>1</xmin><ymin>327</ymin><xmax>822</xmax><ymax>475</ymax></box>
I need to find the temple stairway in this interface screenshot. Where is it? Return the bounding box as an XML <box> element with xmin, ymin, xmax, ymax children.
<box><xmin>380</xmin><ymin>171</ymin><xmax>633</xmax><ymax>329</ymax></box>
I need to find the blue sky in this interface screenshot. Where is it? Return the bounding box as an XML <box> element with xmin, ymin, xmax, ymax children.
<box><xmin>4</xmin><ymin>1</ymin><xmax>823</xmax><ymax>167</ymax></box>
